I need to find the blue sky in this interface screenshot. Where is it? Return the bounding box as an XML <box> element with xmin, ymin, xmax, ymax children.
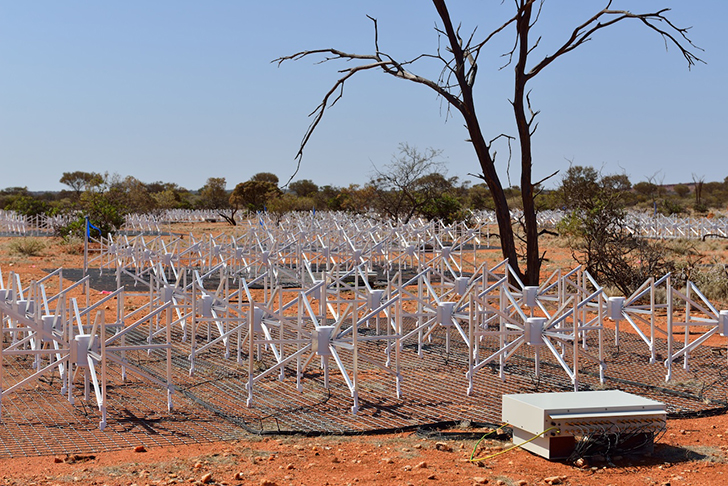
<box><xmin>1</xmin><ymin>1</ymin><xmax>725</xmax><ymax>192</ymax></box>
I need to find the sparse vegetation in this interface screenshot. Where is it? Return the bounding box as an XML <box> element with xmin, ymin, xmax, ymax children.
<box><xmin>9</xmin><ymin>238</ymin><xmax>45</xmax><ymax>257</ymax></box>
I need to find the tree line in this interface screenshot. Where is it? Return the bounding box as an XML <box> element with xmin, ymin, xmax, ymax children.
<box><xmin>2</xmin><ymin>160</ymin><xmax>728</xmax><ymax>234</ymax></box>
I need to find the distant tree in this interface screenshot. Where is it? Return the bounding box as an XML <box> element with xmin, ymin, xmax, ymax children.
<box><xmin>692</xmin><ymin>173</ymin><xmax>706</xmax><ymax>212</ymax></box>
<box><xmin>0</xmin><ymin>187</ymin><xmax>29</xmax><ymax>210</ymax></box>
<box><xmin>225</xmin><ymin>179</ymin><xmax>282</xmax><ymax>225</ymax></box>
<box><xmin>5</xmin><ymin>195</ymin><xmax>49</xmax><ymax>217</ymax></box>
<box><xmin>60</xmin><ymin>171</ymin><xmax>104</xmax><ymax>199</ymax></box>
<box><xmin>145</xmin><ymin>182</ymin><xmax>193</xmax><ymax>209</ymax></box>
<box><xmin>268</xmin><ymin>192</ymin><xmax>315</xmax><ymax>215</ymax></box>
<box><xmin>289</xmin><ymin>179</ymin><xmax>319</xmax><ymax>198</ymax></box>
<box><xmin>416</xmin><ymin>173</ymin><xmax>465</xmax><ymax>223</ymax></box>
<box><xmin>198</xmin><ymin>177</ymin><xmax>229</xmax><ymax>209</ymax></box>
<box><xmin>560</xmin><ymin>166</ymin><xmax>600</xmax><ymax>209</ymax></box>
<box><xmin>339</xmin><ymin>184</ymin><xmax>376</xmax><ymax>213</ymax></box>
<box><xmin>58</xmin><ymin>191</ymin><xmax>125</xmax><ymax>239</ymax></box>
<box><xmin>107</xmin><ymin>176</ymin><xmax>156</xmax><ymax>213</ymax></box>
<box><xmin>633</xmin><ymin>181</ymin><xmax>658</xmax><ymax>203</ymax></box>
<box><xmin>701</xmin><ymin>181</ymin><xmax>726</xmax><ymax>209</ymax></box>
<box><xmin>673</xmin><ymin>184</ymin><xmax>690</xmax><ymax>198</ymax></box>
<box><xmin>250</xmin><ymin>172</ymin><xmax>280</xmax><ymax>185</ymax></box>
<box><xmin>370</xmin><ymin>143</ymin><xmax>445</xmax><ymax>223</ymax></box>
<box><xmin>466</xmin><ymin>184</ymin><xmax>493</xmax><ymax>211</ymax></box>
<box><xmin>1</xmin><ymin>187</ymin><xmax>30</xmax><ymax>196</ymax></box>
<box><xmin>314</xmin><ymin>185</ymin><xmax>347</xmax><ymax>211</ymax></box>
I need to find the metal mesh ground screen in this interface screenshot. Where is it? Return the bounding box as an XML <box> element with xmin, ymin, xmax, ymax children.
<box><xmin>2</xmin><ymin>311</ymin><xmax>727</xmax><ymax>459</ymax></box>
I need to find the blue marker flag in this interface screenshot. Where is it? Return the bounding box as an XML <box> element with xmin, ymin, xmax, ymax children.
<box><xmin>86</xmin><ymin>218</ymin><xmax>101</xmax><ymax>237</ymax></box>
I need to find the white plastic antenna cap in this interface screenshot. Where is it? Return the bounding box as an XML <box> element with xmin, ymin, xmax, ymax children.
<box><xmin>607</xmin><ymin>297</ymin><xmax>625</xmax><ymax>321</ymax></box>
<box><xmin>525</xmin><ymin>317</ymin><xmax>547</xmax><ymax>346</ymax></box>
<box><xmin>455</xmin><ymin>277</ymin><xmax>469</xmax><ymax>296</ymax></box>
<box><xmin>437</xmin><ymin>302</ymin><xmax>456</xmax><ymax>326</ymax></box>
<box><xmin>201</xmin><ymin>295</ymin><xmax>213</xmax><ymax>317</ymax></box>
<box><xmin>163</xmin><ymin>285</ymin><xmax>174</xmax><ymax>303</ymax></box>
<box><xmin>719</xmin><ymin>310</ymin><xmax>728</xmax><ymax>337</ymax></box>
<box><xmin>72</xmin><ymin>334</ymin><xmax>98</xmax><ymax>367</ymax></box>
<box><xmin>368</xmin><ymin>290</ymin><xmax>385</xmax><ymax>310</ymax></box>
<box><xmin>312</xmin><ymin>326</ymin><xmax>335</xmax><ymax>356</ymax></box>
<box><xmin>17</xmin><ymin>299</ymin><xmax>33</xmax><ymax>316</ymax></box>
<box><xmin>523</xmin><ymin>286</ymin><xmax>539</xmax><ymax>308</ymax></box>
<box><xmin>41</xmin><ymin>315</ymin><xmax>56</xmax><ymax>342</ymax></box>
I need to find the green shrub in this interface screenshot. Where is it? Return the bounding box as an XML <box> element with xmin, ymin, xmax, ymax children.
<box><xmin>56</xmin><ymin>192</ymin><xmax>125</xmax><ymax>239</ymax></box>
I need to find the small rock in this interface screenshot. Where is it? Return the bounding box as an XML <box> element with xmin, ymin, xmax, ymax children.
<box><xmin>194</xmin><ymin>462</ymin><xmax>203</xmax><ymax>469</ymax></box>
<box><xmin>516</xmin><ymin>481</ymin><xmax>528</xmax><ymax>486</ymax></box>
<box><xmin>472</xmin><ymin>478</ymin><xmax>489</xmax><ymax>485</ymax></box>
<box><xmin>200</xmin><ymin>473</ymin><xmax>212</xmax><ymax>484</ymax></box>
<box><xmin>285</xmin><ymin>463</ymin><xmax>295</xmax><ymax>470</ymax></box>
<box><xmin>435</xmin><ymin>442</ymin><xmax>453</xmax><ymax>452</ymax></box>
<box><xmin>574</xmin><ymin>457</ymin><xmax>588</xmax><ymax>468</ymax></box>
<box><xmin>544</xmin><ymin>476</ymin><xmax>564</xmax><ymax>485</ymax></box>
<box><xmin>403</xmin><ymin>465</ymin><xmax>413</xmax><ymax>471</ymax></box>
<box><xmin>383</xmin><ymin>458</ymin><xmax>394</xmax><ymax>464</ymax></box>
<box><xmin>427</xmin><ymin>473</ymin><xmax>437</xmax><ymax>480</ymax></box>
<box><xmin>133</xmin><ymin>445</ymin><xmax>146</xmax><ymax>453</ymax></box>
<box><xmin>260</xmin><ymin>480</ymin><xmax>278</xmax><ymax>486</ymax></box>
<box><xmin>332</xmin><ymin>456</ymin><xmax>340</xmax><ymax>463</ymax></box>
<box><xmin>53</xmin><ymin>457</ymin><xmax>63</xmax><ymax>463</ymax></box>
<box><xmin>416</xmin><ymin>461</ymin><xmax>427</xmax><ymax>469</ymax></box>
<box><xmin>496</xmin><ymin>481</ymin><xmax>506</xmax><ymax>486</ymax></box>
<box><xmin>414</xmin><ymin>444</ymin><xmax>423</xmax><ymax>449</ymax></box>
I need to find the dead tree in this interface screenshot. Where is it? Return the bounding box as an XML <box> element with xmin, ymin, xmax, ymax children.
<box><xmin>275</xmin><ymin>0</ymin><xmax>701</xmax><ymax>285</ymax></box>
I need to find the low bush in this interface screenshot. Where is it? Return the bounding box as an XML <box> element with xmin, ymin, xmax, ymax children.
<box><xmin>9</xmin><ymin>238</ymin><xmax>45</xmax><ymax>257</ymax></box>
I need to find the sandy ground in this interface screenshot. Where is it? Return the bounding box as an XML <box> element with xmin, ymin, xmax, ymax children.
<box><xmin>2</xmin><ymin>414</ymin><xmax>728</xmax><ymax>485</ymax></box>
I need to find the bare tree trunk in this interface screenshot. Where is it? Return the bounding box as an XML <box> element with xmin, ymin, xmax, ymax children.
<box><xmin>432</xmin><ymin>0</ymin><xmax>523</xmax><ymax>282</ymax></box>
<box><xmin>513</xmin><ymin>1</ymin><xmax>540</xmax><ymax>286</ymax></box>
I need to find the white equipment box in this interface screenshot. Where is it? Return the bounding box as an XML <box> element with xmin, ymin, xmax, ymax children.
<box><xmin>502</xmin><ymin>390</ymin><xmax>666</xmax><ymax>460</ymax></box>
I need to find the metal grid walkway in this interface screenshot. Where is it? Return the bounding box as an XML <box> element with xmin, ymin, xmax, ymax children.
<box><xmin>1</xmin><ymin>315</ymin><xmax>725</xmax><ymax>458</ymax></box>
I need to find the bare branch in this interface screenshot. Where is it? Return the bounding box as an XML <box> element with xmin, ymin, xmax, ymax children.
<box><xmin>275</xmin><ymin>45</ymin><xmax>464</xmax><ymax>162</ymax></box>
<box><xmin>533</xmin><ymin>169</ymin><xmax>559</xmax><ymax>188</ymax></box>
<box><xmin>527</xmin><ymin>6</ymin><xmax>703</xmax><ymax>80</ymax></box>
<box><xmin>366</xmin><ymin>15</ymin><xmax>380</xmax><ymax>55</ymax></box>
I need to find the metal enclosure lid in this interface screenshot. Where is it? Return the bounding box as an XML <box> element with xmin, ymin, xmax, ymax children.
<box><xmin>503</xmin><ymin>390</ymin><xmax>665</xmax><ymax>416</ymax></box>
